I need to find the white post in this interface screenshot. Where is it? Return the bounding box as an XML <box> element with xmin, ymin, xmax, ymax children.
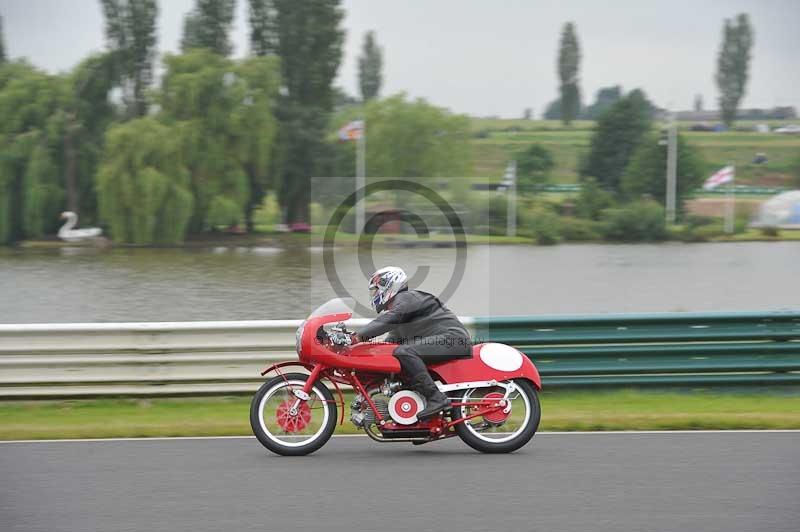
<box><xmin>506</xmin><ymin>160</ymin><xmax>517</xmax><ymax>237</ymax></box>
<box><xmin>725</xmin><ymin>165</ymin><xmax>736</xmax><ymax>234</ymax></box>
<box><xmin>355</xmin><ymin>120</ymin><xmax>366</xmax><ymax>234</ymax></box>
<box><xmin>665</xmin><ymin>113</ymin><xmax>678</xmax><ymax>225</ymax></box>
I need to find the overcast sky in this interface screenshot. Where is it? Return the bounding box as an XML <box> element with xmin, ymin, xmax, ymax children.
<box><xmin>2</xmin><ymin>0</ymin><xmax>798</xmax><ymax>117</ymax></box>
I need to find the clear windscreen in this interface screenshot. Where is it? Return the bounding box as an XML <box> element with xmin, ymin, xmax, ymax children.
<box><xmin>307</xmin><ymin>298</ymin><xmax>356</xmax><ymax>319</ymax></box>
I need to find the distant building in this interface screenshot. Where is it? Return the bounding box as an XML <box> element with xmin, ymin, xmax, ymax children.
<box><xmin>675</xmin><ymin>107</ymin><xmax>797</xmax><ymax>121</ymax></box>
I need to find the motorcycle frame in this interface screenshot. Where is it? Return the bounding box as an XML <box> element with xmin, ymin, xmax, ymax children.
<box><xmin>261</xmin><ymin>360</ymin><xmax>514</xmax><ymax>440</ymax></box>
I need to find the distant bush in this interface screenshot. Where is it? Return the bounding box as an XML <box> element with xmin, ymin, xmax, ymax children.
<box><xmin>601</xmin><ymin>200</ymin><xmax>667</xmax><ymax>241</ymax></box>
<box><xmin>574</xmin><ymin>178</ymin><xmax>615</xmax><ymax>220</ymax></box>
<box><xmin>560</xmin><ymin>217</ymin><xmax>604</xmax><ymax>241</ymax></box>
<box><xmin>526</xmin><ymin>206</ymin><xmax>561</xmax><ymax>245</ymax></box>
<box><xmin>472</xmin><ymin>129</ymin><xmax>490</xmax><ymax>139</ymax></box>
<box><xmin>761</xmin><ymin>226</ymin><xmax>780</xmax><ymax>237</ymax></box>
<box><xmin>683</xmin><ymin>223</ymin><xmax>726</xmax><ymax>242</ymax></box>
<box><xmin>252</xmin><ymin>194</ymin><xmax>281</xmax><ymax>229</ymax></box>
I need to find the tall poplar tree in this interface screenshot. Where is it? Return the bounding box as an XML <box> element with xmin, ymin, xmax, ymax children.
<box><xmin>180</xmin><ymin>0</ymin><xmax>236</xmax><ymax>56</ymax></box>
<box><xmin>557</xmin><ymin>22</ymin><xmax>581</xmax><ymax>126</ymax></box>
<box><xmin>253</xmin><ymin>0</ymin><xmax>344</xmax><ymax>224</ymax></box>
<box><xmin>715</xmin><ymin>13</ymin><xmax>753</xmax><ymax>127</ymax></box>
<box><xmin>100</xmin><ymin>0</ymin><xmax>158</xmax><ymax>118</ymax></box>
<box><xmin>358</xmin><ymin>31</ymin><xmax>382</xmax><ymax>102</ymax></box>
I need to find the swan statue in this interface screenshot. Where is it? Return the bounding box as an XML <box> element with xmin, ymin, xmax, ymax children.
<box><xmin>58</xmin><ymin>211</ymin><xmax>103</xmax><ymax>242</ymax></box>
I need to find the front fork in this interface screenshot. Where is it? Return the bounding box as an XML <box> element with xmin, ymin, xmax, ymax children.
<box><xmin>287</xmin><ymin>364</ymin><xmax>324</xmax><ymax>415</ymax></box>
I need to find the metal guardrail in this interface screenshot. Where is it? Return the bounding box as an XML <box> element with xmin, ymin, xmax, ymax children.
<box><xmin>473</xmin><ymin>312</ymin><xmax>800</xmax><ymax>387</ymax></box>
<box><xmin>1</xmin><ymin>312</ymin><xmax>798</xmax><ymax>398</ymax></box>
<box><xmin>0</xmin><ymin>320</ymin><xmax>318</xmax><ymax>398</ymax></box>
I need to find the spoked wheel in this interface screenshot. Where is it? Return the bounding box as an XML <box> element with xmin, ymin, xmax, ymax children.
<box><xmin>250</xmin><ymin>372</ymin><xmax>337</xmax><ymax>456</ymax></box>
<box><xmin>452</xmin><ymin>379</ymin><xmax>540</xmax><ymax>454</ymax></box>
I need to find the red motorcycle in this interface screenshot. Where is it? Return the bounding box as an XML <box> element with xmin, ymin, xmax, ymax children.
<box><xmin>250</xmin><ymin>298</ymin><xmax>542</xmax><ymax>455</ymax></box>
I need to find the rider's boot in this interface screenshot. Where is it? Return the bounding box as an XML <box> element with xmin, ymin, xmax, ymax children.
<box><xmin>413</xmin><ymin>373</ymin><xmax>450</xmax><ymax>420</ymax></box>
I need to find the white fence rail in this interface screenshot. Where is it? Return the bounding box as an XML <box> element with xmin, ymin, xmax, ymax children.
<box><xmin>0</xmin><ymin>319</ymin><xmax>475</xmax><ymax>398</ymax></box>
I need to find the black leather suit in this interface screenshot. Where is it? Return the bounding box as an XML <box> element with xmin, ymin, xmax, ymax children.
<box><xmin>359</xmin><ymin>289</ymin><xmax>472</xmax><ymax>379</ymax></box>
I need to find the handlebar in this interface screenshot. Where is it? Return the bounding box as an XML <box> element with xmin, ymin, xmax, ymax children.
<box><xmin>328</xmin><ymin>322</ymin><xmax>355</xmax><ymax>347</ymax></box>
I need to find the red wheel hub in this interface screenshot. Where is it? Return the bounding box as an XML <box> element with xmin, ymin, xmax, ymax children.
<box><xmin>481</xmin><ymin>392</ymin><xmax>510</xmax><ymax>424</ymax></box>
<box><xmin>276</xmin><ymin>400</ymin><xmax>311</xmax><ymax>432</ymax></box>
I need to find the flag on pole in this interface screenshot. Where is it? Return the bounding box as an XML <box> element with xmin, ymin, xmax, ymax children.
<box><xmin>338</xmin><ymin>120</ymin><xmax>364</xmax><ymax>141</ymax></box>
<box><xmin>703</xmin><ymin>165</ymin><xmax>735</xmax><ymax>190</ymax></box>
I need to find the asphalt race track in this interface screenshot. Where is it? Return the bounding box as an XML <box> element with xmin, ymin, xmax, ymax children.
<box><xmin>2</xmin><ymin>432</ymin><xmax>798</xmax><ymax>532</ymax></box>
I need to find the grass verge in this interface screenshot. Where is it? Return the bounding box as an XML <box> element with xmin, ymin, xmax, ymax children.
<box><xmin>2</xmin><ymin>390</ymin><xmax>799</xmax><ymax>440</ymax></box>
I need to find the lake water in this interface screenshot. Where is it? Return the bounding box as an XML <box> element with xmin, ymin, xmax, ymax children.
<box><xmin>0</xmin><ymin>242</ymin><xmax>798</xmax><ymax>323</ymax></box>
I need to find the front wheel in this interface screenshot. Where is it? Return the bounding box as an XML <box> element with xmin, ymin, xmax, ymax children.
<box><xmin>452</xmin><ymin>379</ymin><xmax>540</xmax><ymax>454</ymax></box>
<box><xmin>250</xmin><ymin>372</ymin><xmax>337</xmax><ymax>456</ymax></box>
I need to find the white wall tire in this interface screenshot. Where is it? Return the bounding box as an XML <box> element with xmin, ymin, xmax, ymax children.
<box><xmin>452</xmin><ymin>379</ymin><xmax>540</xmax><ymax>454</ymax></box>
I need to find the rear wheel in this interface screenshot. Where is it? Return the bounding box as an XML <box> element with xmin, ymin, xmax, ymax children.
<box><xmin>250</xmin><ymin>372</ymin><xmax>337</xmax><ymax>456</ymax></box>
<box><xmin>452</xmin><ymin>379</ymin><xmax>540</xmax><ymax>454</ymax></box>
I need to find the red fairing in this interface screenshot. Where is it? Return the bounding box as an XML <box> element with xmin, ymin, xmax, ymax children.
<box><xmin>297</xmin><ymin>315</ymin><xmax>539</xmax><ymax>388</ymax></box>
<box><xmin>429</xmin><ymin>343</ymin><xmax>542</xmax><ymax>390</ymax></box>
<box><xmin>299</xmin><ymin>313</ymin><xmax>402</xmax><ymax>373</ymax></box>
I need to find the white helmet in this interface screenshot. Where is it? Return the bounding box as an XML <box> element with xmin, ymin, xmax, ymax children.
<box><xmin>369</xmin><ymin>266</ymin><xmax>408</xmax><ymax>313</ymax></box>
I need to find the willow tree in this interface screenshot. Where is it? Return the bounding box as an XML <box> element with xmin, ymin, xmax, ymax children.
<box><xmin>0</xmin><ymin>62</ymin><xmax>64</xmax><ymax>243</ymax></box>
<box><xmin>159</xmin><ymin>49</ymin><xmax>280</xmax><ymax>230</ymax></box>
<box><xmin>96</xmin><ymin>118</ymin><xmax>193</xmax><ymax>244</ymax></box>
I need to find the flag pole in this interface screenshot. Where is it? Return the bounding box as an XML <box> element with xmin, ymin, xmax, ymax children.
<box><xmin>355</xmin><ymin>120</ymin><xmax>366</xmax><ymax>234</ymax></box>
<box><xmin>725</xmin><ymin>161</ymin><xmax>735</xmax><ymax>234</ymax></box>
<box><xmin>506</xmin><ymin>160</ymin><xmax>517</xmax><ymax>237</ymax></box>
<box><xmin>665</xmin><ymin>111</ymin><xmax>678</xmax><ymax>225</ymax></box>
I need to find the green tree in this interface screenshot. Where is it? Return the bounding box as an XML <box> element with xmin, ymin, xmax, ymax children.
<box><xmin>557</xmin><ymin>22</ymin><xmax>581</xmax><ymax>125</ymax></box>
<box><xmin>159</xmin><ymin>50</ymin><xmax>280</xmax><ymax>231</ymax></box>
<box><xmin>715</xmin><ymin>13</ymin><xmax>753</xmax><ymax>127</ymax></box>
<box><xmin>100</xmin><ymin>0</ymin><xmax>158</xmax><ymax>118</ymax></box>
<box><xmin>358</xmin><ymin>31</ymin><xmax>382</xmax><ymax>102</ymax></box>
<box><xmin>542</xmin><ymin>97</ymin><xmax>561</xmax><ymax>120</ymax></box>
<box><xmin>249</xmin><ymin>0</ymin><xmax>277</xmax><ymax>56</ymax></box>
<box><xmin>333</xmin><ymin>94</ymin><xmax>470</xmax><ymax>179</ymax></box>
<box><xmin>0</xmin><ymin>63</ymin><xmax>63</xmax><ymax>243</ymax></box>
<box><xmin>0</xmin><ymin>14</ymin><xmax>6</xmax><ymax>63</ymax></box>
<box><xmin>0</xmin><ymin>56</ymin><xmax>118</xmax><ymax>244</ymax></box>
<box><xmin>181</xmin><ymin>10</ymin><xmax>203</xmax><ymax>51</ymax></box>
<box><xmin>621</xmin><ymin>132</ymin><xmax>705</xmax><ymax>210</ymax></box>
<box><xmin>582</xmin><ymin>85</ymin><xmax>622</xmax><ymax>120</ymax></box>
<box><xmin>96</xmin><ymin>118</ymin><xmax>193</xmax><ymax>244</ymax></box>
<box><xmin>55</xmin><ymin>52</ymin><xmax>119</xmax><ymax>218</ymax></box>
<box><xmin>180</xmin><ymin>0</ymin><xmax>236</xmax><ymax>56</ymax></box>
<box><xmin>581</xmin><ymin>89</ymin><xmax>653</xmax><ymax>194</ymax></box>
<box><xmin>271</xmin><ymin>0</ymin><xmax>345</xmax><ymax>224</ymax></box>
<box><xmin>515</xmin><ymin>144</ymin><xmax>554</xmax><ymax>190</ymax></box>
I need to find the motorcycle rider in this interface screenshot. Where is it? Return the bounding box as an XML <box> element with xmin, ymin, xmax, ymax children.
<box><xmin>355</xmin><ymin>266</ymin><xmax>472</xmax><ymax>419</ymax></box>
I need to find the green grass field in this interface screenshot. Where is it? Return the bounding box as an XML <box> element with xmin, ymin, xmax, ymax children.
<box><xmin>2</xmin><ymin>390</ymin><xmax>799</xmax><ymax>440</ymax></box>
<box><xmin>469</xmin><ymin>118</ymin><xmax>800</xmax><ymax>185</ymax></box>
